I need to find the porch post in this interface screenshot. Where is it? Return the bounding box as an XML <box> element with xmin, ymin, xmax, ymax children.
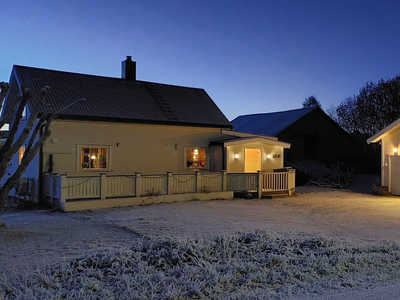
<box><xmin>100</xmin><ymin>173</ymin><xmax>107</xmax><ymax>200</ymax></box>
<box><xmin>288</xmin><ymin>169</ymin><xmax>296</xmax><ymax>196</ymax></box>
<box><xmin>166</xmin><ymin>172</ymin><xmax>173</xmax><ymax>195</ymax></box>
<box><xmin>257</xmin><ymin>171</ymin><xmax>263</xmax><ymax>199</ymax></box>
<box><xmin>135</xmin><ymin>172</ymin><xmax>142</xmax><ymax>197</ymax></box>
<box><xmin>59</xmin><ymin>173</ymin><xmax>67</xmax><ymax>206</ymax></box>
<box><xmin>222</xmin><ymin>170</ymin><xmax>227</xmax><ymax>192</ymax></box>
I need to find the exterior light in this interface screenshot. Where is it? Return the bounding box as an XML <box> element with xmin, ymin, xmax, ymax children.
<box><xmin>395</xmin><ymin>148</ymin><xmax>398</xmax><ymax>155</ymax></box>
<box><xmin>234</xmin><ymin>154</ymin><xmax>239</xmax><ymax>159</ymax></box>
<box><xmin>91</xmin><ymin>155</ymin><xmax>96</xmax><ymax>159</ymax></box>
<box><xmin>267</xmin><ymin>154</ymin><xmax>271</xmax><ymax>159</ymax></box>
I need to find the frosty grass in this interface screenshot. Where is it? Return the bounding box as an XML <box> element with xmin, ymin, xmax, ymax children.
<box><xmin>1</xmin><ymin>230</ymin><xmax>400</xmax><ymax>299</ymax></box>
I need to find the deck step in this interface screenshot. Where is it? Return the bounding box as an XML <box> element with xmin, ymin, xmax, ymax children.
<box><xmin>261</xmin><ymin>191</ymin><xmax>290</xmax><ymax>199</ymax></box>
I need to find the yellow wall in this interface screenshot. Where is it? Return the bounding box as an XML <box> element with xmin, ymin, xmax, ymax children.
<box><xmin>226</xmin><ymin>141</ymin><xmax>284</xmax><ymax>173</ymax></box>
<box><xmin>43</xmin><ymin>120</ymin><xmax>226</xmax><ymax>175</ymax></box>
<box><xmin>381</xmin><ymin>127</ymin><xmax>400</xmax><ymax>187</ymax></box>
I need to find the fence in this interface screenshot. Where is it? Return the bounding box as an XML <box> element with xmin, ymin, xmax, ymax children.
<box><xmin>44</xmin><ymin>169</ymin><xmax>295</xmax><ymax>210</ymax></box>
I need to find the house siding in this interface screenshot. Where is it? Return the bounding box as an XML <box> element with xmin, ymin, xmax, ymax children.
<box><xmin>380</xmin><ymin>126</ymin><xmax>400</xmax><ymax>187</ymax></box>
<box><xmin>42</xmin><ymin>120</ymin><xmax>226</xmax><ymax>175</ymax></box>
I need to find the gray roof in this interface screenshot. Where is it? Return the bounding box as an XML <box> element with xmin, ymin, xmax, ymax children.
<box><xmin>5</xmin><ymin>65</ymin><xmax>232</xmax><ymax>128</ymax></box>
<box><xmin>231</xmin><ymin>107</ymin><xmax>318</xmax><ymax>136</ymax></box>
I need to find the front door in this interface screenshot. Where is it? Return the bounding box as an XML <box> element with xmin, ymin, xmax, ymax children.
<box><xmin>244</xmin><ymin>148</ymin><xmax>261</xmax><ymax>173</ymax></box>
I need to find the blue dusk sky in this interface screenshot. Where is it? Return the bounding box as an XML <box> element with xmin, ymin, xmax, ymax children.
<box><xmin>1</xmin><ymin>1</ymin><xmax>400</xmax><ymax>121</ymax></box>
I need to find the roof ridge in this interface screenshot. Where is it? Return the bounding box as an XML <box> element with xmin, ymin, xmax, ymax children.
<box><xmin>13</xmin><ymin>65</ymin><xmax>206</xmax><ymax>90</ymax></box>
<box><xmin>236</xmin><ymin>106</ymin><xmax>317</xmax><ymax>118</ymax></box>
<box><xmin>7</xmin><ymin>64</ymin><xmax>233</xmax><ymax>128</ymax></box>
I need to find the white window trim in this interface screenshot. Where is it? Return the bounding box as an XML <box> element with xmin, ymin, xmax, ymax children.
<box><xmin>184</xmin><ymin>147</ymin><xmax>209</xmax><ymax>170</ymax></box>
<box><xmin>77</xmin><ymin>145</ymin><xmax>112</xmax><ymax>172</ymax></box>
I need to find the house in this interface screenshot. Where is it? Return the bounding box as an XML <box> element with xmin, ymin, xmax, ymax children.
<box><xmin>231</xmin><ymin>106</ymin><xmax>358</xmax><ymax>164</ymax></box>
<box><xmin>2</xmin><ymin>57</ymin><xmax>293</xmax><ymax>209</ymax></box>
<box><xmin>367</xmin><ymin>118</ymin><xmax>400</xmax><ymax>195</ymax></box>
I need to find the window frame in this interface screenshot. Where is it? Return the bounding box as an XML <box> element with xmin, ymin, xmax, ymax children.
<box><xmin>77</xmin><ymin>145</ymin><xmax>112</xmax><ymax>171</ymax></box>
<box><xmin>185</xmin><ymin>147</ymin><xmax>208</xmax><ymax>170</ymax></box>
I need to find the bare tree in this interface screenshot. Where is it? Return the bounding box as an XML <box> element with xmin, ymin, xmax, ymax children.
<box><xmin>0</xmin><ymin>82</ymin><xmax>84</xmax><ymax>226</ymax></box>
<box><xmin>334</xmin><ymin>76</ymin><xmax>400</xmax><ymax>136</ymax></box>
<box><xmin>302</xmin><ymin>95</ymin><xmax>321</xmax><ymax>108</ymax></box>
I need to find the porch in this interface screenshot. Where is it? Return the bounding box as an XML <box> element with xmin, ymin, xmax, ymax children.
<box><xmin>44</xmin><ymin>169</ymin><xmax>296</xmax><ymax>211</ymax></box>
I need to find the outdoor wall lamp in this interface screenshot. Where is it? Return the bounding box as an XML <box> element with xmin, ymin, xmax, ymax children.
<box><xmin>267</xmin><ymin>154</ymin><xmax>271</xmax><ymax>159</ymax></box>
<box><xmin>395</xmin><ymin>147</ymin><xmax>398</xmax><ymax>155</ymax></box>
<box><xmin>234</xmin><ymin>154</ymin><xmax>239</xmax><ymax>159</ymax></box>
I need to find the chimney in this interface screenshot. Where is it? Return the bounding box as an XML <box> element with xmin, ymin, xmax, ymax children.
<box><xmin>121</xmin><ymin>56</ymin><xmax>136</xmax><ymax>81</ymax></box>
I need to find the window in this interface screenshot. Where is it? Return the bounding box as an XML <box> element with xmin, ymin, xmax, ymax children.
<box><xmin>186</xmin><ymin>148</ymin><xmax>207</xmax><ymax>169</ymax></box>
<box><xmin>18</xmin><ymin>146</ymin><xmax>25</xmax><ymax>165</ymax></box>
<box><xmin>80</xmin><ymin>146</ymin><xmax>108</xmax><ymax>170</ymax></box>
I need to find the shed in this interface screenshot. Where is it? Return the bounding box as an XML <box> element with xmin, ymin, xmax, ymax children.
<box><xmin>367</xmin><ymin>118</ymin><xmax>400</xmax><ymax>195</ymax></box>
<box><xmin>231</xmin><ymin>106</ymin><xmax>358</xmax><ymax>164</ymax></box>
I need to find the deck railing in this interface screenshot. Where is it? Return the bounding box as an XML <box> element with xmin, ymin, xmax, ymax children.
<box><xmin>44</xmin><ymin>169</ymin><xmax>295</xmax><ymax>207</ymax></box>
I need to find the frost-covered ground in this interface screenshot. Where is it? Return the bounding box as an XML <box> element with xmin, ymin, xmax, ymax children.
<box><xmin>2</xmin><ymin>185</ymin><xmax>400</xmax><ymax>299</ymax></box>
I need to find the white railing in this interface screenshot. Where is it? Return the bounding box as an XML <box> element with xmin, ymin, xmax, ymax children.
<box><xmin>227</xmin><ymin>173</ymin><xmax>258</xmax><ymax>191</ymax></box>
<box><xmin>140</xmin><ymin>174</ymin><xmax>168</xmax><ymax>196</ymax></box>
<box><xmin>44</xmin><ymin>170</ymin><xmax>295</xmax><ymax>207</ymax></box>
<box><xmin>172</xmin><ymin>174</ymin><xmax>196</xmax><ymax>194</ymax></box>
<box><xmin>106</xmin><ymin>175</ymin><xmax>136</xmax><ymax>198</ymax></box>
<box><xmin>263</xmin><ymin>172</ymin><xmax>288</xmax><ymax>191</ymax></box>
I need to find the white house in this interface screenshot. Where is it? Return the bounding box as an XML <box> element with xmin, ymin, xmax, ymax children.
<box><xmin>2</xmin><ymin>57</ymin><xmax>294</xmax><ymax>210</ymax></box>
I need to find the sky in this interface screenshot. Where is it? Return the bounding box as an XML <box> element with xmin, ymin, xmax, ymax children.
<box><xmin>1</xmin><ymin>0</ymin><xmax>400</xmax><ymax>121</ymax></box>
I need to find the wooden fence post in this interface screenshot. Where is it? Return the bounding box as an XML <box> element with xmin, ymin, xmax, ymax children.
<box><xmin>195</xmin><ymin>171</ymin><xmax>201</xmax><ymax>192</ymax></box>
<box><xmin>257</xmin><ymin>171</ymin><xmax>263</xmax><ymax>198</ymax></box>
<box><xmin>59</xmin><ymin>173</ymin><xmax>67</xmax><ymax>206</ymax></box>
<box><xmin>100</xmin><ymin>173</ymin><xmax>107</xmax><ymax>200</ymax></box>
<box><xmin>167</xmin><ymin>172</ymin><xmax>173</xmax><ymax>195</ymax></box>
<box><xmin>222</xmin><ymin>170</ymin><xmax>227</xmax><ymax>192</ymax></box>
<box><xmin>288</xmin><ymin>169</ymin><xmax>296</xmax><ymax>196</ymax></box>
<box><xmin>135</xmin><ymin>172</ymin><xmax>142</xmax><ymax>197</ymax></box>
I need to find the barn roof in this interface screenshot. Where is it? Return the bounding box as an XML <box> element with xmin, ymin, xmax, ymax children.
<box><xmin>231</xmin><ymin>107</ymin><xmax>317</xmax><ymax>136</ymax></box>
<box><xmin>4</xmin><ymin>64</ymin><xmax>232</xmax><ymax>129</ymax></box>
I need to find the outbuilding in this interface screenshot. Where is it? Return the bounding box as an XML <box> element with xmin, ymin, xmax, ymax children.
<box><xmin>367</xmin><ymin>118</ymin><xmax>400</xmax><ymax>195</ymax></box>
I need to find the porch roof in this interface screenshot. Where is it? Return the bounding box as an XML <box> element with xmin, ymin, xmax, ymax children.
<box><xmin>367</xmin><ymin>117</ymin><xmax>400</xmax><ymax>143</ymax></box>
<box><xmin>211</xmin><ymin>136</ymin><xmax>291</xmax><ymax>148</ymax></box>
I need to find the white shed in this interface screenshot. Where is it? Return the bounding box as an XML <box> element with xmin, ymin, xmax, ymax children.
<box><xmin>367</xmin><ymin>118</ymin><xmax>400</xmax><ymax>195</ymax></box>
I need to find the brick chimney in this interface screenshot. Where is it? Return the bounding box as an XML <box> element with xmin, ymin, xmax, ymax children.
<box><xmin>121</xmin><ymin>56</ymin><xmax>136</xmax><ymax>81</ymax></box>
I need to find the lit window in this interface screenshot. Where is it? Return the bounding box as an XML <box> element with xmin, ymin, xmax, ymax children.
<box><xmin>81</xmin><ymin>147</ymin><xmax>108</xmax><ymax>169</ymax></box>
<box><xmin>187</xmin><ymin>148</ymin><xmax>206</xmax><ymax>168</ymax></box>
<box><xmin>18</xmin><ymin>146</ymin><xmax>25</xmax><ymax>165</ymax></box>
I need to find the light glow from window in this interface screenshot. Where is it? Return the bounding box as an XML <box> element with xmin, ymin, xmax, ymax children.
<box><xmin>81</xmin><ymin>147</ymin><xmax>107</xmax><ymax>169</ymax></box>
<box><xmin>187</xmin><ymin>148</ymin><xmax>206</xmax><ymax>168</ymax></box>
